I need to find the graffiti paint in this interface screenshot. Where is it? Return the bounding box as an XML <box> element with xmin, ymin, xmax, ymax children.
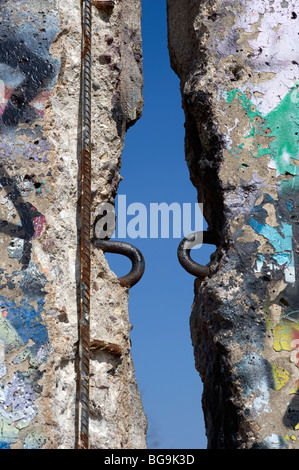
<box><xmin>249</xmin><ymin>217</ymin><xmax>295</xmax><ymax>284</ymax></box>
<box><xmin>225</xmin><ymin>81</ymin><xmax>299</xmax><ymax>442</ymax></box>
<box><xmin>225</xmin><ymin>84</ymin><xmax>299</xmax><ymax>192</ymax></box>
<box><xmin>271</xmin><ymin>364</ymin><xmax>290</xmax><ymax>391</ymax></box>
<box><xmin>225</xmin><ymin>86</ymin><xmax>297</xmax><ymax>289</ymax></box>
<box><xmin>0</xmin><ymin>0</ymin><xmax>59</xmax><ymax>448</ymax></box>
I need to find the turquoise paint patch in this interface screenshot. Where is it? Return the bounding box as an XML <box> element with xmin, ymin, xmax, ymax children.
<box><xmin>249</xmin><ymin>219</ymin><xmax>293</xmax><ymax>253</ymax></box>
<box><xmin>273</xmin><ymin>252</ymin><xmax>292</xmax><ymax>267</ymax></box>
<box><xmin>266</xmin><ymin>87</ymin><xmax>299</xmax><ymax>192</ymax></box>
<box><xmin>249</xmin><ymin>218</ymin><xmax>295</xmax><ymax>281</ymax></box>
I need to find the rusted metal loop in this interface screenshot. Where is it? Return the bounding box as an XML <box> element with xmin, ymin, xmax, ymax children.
<box><xmin>177</xmin><ymin>231</ymin><xmax>218</xmax><ymax>279</ymax></box>
<box><xmin>92</xmin><ymin>238</ymin><xmax>145</xmax><ymax>288</ymax></box>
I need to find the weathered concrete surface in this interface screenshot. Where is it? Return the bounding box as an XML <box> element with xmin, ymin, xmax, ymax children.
<box><xmin>0</xmin><ymin>0</ymin><xmax>146</xmax><ymax>449</ymax></box>
<box><xmin>167</xmin><ymin>0</ymin><xmax>298</xmax><ymax>448</ymax></box>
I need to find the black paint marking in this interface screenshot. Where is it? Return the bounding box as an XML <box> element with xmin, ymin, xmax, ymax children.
<box><xmin>0</xmin><ymin>38</ymin><xmax>55</xmax><ymax>126</ymax></box>
<box><xmin>0</xmin><ymin>168</ymin><xmax>44</xmax><ymax>268</ymax></box>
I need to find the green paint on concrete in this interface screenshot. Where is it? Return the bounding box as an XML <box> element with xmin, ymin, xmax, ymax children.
<box><xmin>226</xmin><ymin>84</ymin><xmax>299</xmax><ymax>192</ymax></box>
<box><xmin>0</xmin><ymin>315</ymin><xmax>23</xmax><ymax>349</ymax></box>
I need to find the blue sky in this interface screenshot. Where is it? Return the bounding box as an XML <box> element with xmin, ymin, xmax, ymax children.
<box><xmin>105</xmin><ymin>1</ymin><xmax>215</xmax><ymax>449</ymax></box>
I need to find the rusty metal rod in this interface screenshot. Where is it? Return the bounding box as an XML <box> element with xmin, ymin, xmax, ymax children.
<box><xmin>77</xmin><ymin>0</ymin><xmax>145</xmax><ymax>448</ymax></box>
<box><xmin>78</xmin><ymin>0</ymin><xmax>92</xmax><ymax>450</ymax></box>
<box><xmin>177</xmin><ymin>231</ymin><xmax>218</xmax><ymax>279</ymax></box>
<box><xmin>92</xmin><ymin>239</ymin><xmax>145</xmax><ymax>288</ymax></box>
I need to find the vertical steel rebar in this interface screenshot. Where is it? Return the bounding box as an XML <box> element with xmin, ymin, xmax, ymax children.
<box><xmin>78</xmin><ymin>0</ymin><xmax>92</xmax><ymax>450</ymax></box>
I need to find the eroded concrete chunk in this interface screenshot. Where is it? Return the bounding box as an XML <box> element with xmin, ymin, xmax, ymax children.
<box><xmin>167</xmin><ymin>0</ymin><xmax>298</xmax><ymax>449</ymax></box>
<box><xmin>0</xmin><ymin>0</ymin><xmax>146</xmax><ymax>449</ymax></box>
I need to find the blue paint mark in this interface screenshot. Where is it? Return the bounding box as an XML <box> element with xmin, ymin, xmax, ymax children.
<box><xmin>273</xmin><ymin>252</ymin><xmax>292</xmax><ymax>266</ymax></box>
<box><xmin>249</xmin><ymin>218</ymin><xmax>293</xmax><ymax>254</ymax></box>
<box><xmin>250</xmin><ymin>218</ymin><xmax>295</xmax><ymax>282</ymax></box>
<box><xmin>0</xmin><ymin>296</ymin><xmax>48</xmax><ymax>348</ymax></box>
<box><xmin>0</xmin><ymin>441</ymin><xmax>11</xmax><ymax>449</ymax></box>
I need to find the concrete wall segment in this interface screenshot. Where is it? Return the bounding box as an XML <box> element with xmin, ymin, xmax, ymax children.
<box><xmin>0</xmin><ymin>0</ymin><xmax>146</xmax><ymax>449</ymax></box>
<box><xmin>167</xmin><ymin>0</ymin><xmax>298</xmax><ymax>448</ymax></box>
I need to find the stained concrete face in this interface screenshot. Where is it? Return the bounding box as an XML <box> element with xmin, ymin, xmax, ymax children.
<box><xmin>167</xmin><ymin>0</ymin><xmax>299</xmax><ymax>448</ymax></box>
<box><xmin>0</xmin><ymin>0</ymin><xmax>146</xmax><ymax>449</ymax></box>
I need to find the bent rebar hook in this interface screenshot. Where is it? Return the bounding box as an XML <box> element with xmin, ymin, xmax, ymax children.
<box><xmin>177</xmin><ymin>231</ymin><xmax>218</xmax><ymax>279</ymax></box>
<box><xmin>92</xmin><ymin>238</ymin><xmax>145</xmax><ymax>288</ymax></box>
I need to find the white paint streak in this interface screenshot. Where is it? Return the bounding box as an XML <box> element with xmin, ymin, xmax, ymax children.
<box><xmin>239</xmin><ymin>0</ymin><xmax>298</xmax><ymax>114</ymax></box>
<box><xmin>217</xmin><ymin>1</ymin><xmax>298</xmax><ymax>114</ymax></box>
